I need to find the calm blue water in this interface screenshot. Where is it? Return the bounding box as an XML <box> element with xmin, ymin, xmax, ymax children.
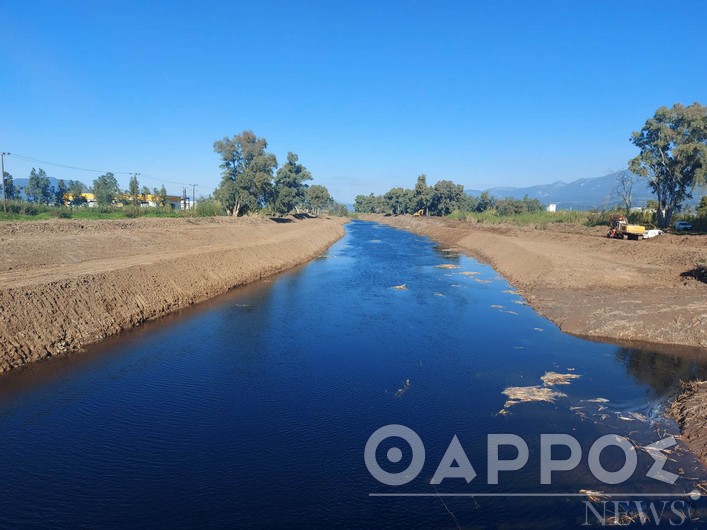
<box><xmin>0</xmin><ymin>220</ymin><xmax>705</xmax><ymax>528</ymax></box>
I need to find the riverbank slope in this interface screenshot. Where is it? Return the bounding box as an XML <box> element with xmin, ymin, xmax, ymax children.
<box><xmin>366</xmin><ymin>214</ymin><xmax>707</xmax><ymax>462</ymax></box>
<box><xmin>0</xmin><ymin>215</ymin><xmax>346</xmax><ymax>373</ymax></box>
<box><xmin>366</xmin><ymin>215</ymin><xmax>706</xmax><ymax>350</ymax></box>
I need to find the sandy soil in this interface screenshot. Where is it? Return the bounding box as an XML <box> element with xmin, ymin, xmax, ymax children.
<box><xmin>366</xmin><ymin>214</ymin><xmax>707</xmax><ymax>462</ymax></box>
<box><xmin>0</xmin><ymin>215</ymin><xmax>346</xmax><ymax>373</ymax></box>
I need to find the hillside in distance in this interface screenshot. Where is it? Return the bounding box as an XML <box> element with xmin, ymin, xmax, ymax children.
<box><xmin>466</xmin><ymin>172</ymin><xmax>702</xmax><ymax>210</ymax></box>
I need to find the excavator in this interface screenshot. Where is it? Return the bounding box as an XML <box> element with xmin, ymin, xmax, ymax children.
<box><xmin>413</xmin><ymin>209</ymin><xmax>425</xmax><ymax>217</ymax></box>
<box><xmin>607</xmin><ymin>214</ymin><xmax>646</xmax><ymax>240</ymax></box>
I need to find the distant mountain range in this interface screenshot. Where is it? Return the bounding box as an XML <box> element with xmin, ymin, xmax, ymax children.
<box><xmin>466</xmin><ymin>172</ymin><xmax>702</xmax><ymax>211</ymax></box>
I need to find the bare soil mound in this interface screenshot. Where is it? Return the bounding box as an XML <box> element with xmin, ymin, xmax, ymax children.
<box><xmin>0</xmin><ymin>216</ymin><xmax>346</xmax><ymax>372</ymax></box>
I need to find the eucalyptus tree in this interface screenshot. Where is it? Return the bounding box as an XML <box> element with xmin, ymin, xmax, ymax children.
<box><xmin>214</xmin><ymin>131</ymin><xmax>277</xmax><ymax>216</ymax></box>
<box><xmin>629</xmin><ymin>102</ymin><xmax>707</xmax><ymax>227</ymax></box>
<box><xmin>273</xmin><ymin>152</ymin><xmax>312</xmax><ymax>215</ymax></box>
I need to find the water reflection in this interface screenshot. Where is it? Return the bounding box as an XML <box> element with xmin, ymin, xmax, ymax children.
<box><xmin>616</xmin><ymin>347</ymin><xmax>707</xmax><ymax>397</ymax></box>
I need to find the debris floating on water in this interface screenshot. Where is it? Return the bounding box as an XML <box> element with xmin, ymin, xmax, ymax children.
<box><xmin>458</xmin><ymin>271</ymin><xmax>481</xmax><ymax>276</ymax></box>
<box><xmin>499</xmin><ymin>386</ymin><xmax>566</xmax><ymax>414</ymax></box>
<box><xmin>395</xmin><ymin>379</ymin><xmax>411</xmax><ymax>397</ymax></box>
<box><xmin>473</xmin><ymin>278</ymin><xmax>492</xmax><ymax>284</ymax></box>
<box><xmin>503</xmin><ymin>310</ymin><xmax>519</xmax><ymax>315</ymax></box>
<box><xmin>541</xmin><ymin>372</ymin><xmax>582</xmax><ymax>386</ymax></box>
<box><xmin>580</xmin><ymin>489</ymin><xmax>608</xmax><ymax>502</ymax></box>
<box><xmin>391</xmin><ymin>284</ymin><xmax>408</xmax><ymax>291</ymax></box>
<box><xmin>435</xmin><ymin>264</ymin><xmax>460</xmax><ymax>269</ymax></box>
<box><xmin>499</xmin><ymin>371</ymin><xmax>581</xmax><ymax>414</ymax></box>
<box><xmin>434</xmin><ymin>292</ymin><xmax>445</xmax><ymax>297</ymax></box>
<box><xmin>491</xmin><ymin>304</ymin><xmax>504</xmax><ymax>309</ymax></box>
<box><xmin>533</xmin><ymin>327</ymin><xmax>544</xmax><ymax>332</ymax></box>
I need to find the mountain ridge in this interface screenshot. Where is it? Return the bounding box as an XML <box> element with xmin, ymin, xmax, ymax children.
<box><xmin>466</xmin><ymin>172</ymin><xmax>701</xmax><ymax>210</ymax></box>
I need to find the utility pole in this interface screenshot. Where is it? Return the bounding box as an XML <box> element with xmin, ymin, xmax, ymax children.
<box><xmin>1</xmin><ymin>152</ymin><xmax>8</xmax><ymax>213</ymax></box>
<box><xmin>191</xmin><ymin>183</ymin><xmax>197</xmax><ymax>210</ymax></box>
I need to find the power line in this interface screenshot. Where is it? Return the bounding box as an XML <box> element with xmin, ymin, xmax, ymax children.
<box><xmin>8</xmin><ymin>153</ymin><xmax>132</xmax><ymax>175</ymax></box>
<box><xmin>6</xmin><ymin>153</ymin><xmax>198</xmax><ymax>188</ymax></box>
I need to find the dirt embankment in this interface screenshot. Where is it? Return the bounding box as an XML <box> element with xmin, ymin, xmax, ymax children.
<box><xmin>366</xmin><ymin>215</ymin><xmax>706</xmax><ymax>350</ymax></box>
<box><xmin>0</xmin><ymin>216</ymin><xmax>346</xmax><ymax>373</ymax></box>
<box><xmin>670</xmin><ymin>381</ymin><xmax>707</xmax><ymax>463</ymax></box>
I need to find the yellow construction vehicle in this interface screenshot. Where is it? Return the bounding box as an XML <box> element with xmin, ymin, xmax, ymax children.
<box><xmin>413</xmin><ymin>209</ymin><xmax>425</xmax><ymax>217</ymax></box>
<box><xmin>607</xmin><ymin>214</ymin><xmax>646</xmax><ymax>240</ymax></box>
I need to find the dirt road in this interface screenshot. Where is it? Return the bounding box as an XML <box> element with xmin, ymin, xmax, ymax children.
<box><xmin>0</xmin><ymin>215</ymin><xmax>346</xmax><ymax>373</ymax></box>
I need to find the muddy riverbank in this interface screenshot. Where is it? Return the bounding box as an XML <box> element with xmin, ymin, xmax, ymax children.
<box><xmin>0</xmin><ymin>215</ymin><xmax>346</xmax><ymax>373</ymax></box>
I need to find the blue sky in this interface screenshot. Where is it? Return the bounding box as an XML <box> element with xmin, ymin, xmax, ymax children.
<box><xmin>2</xmin><ymin>1</ymin><xmax>706</xmax><ymax>202</ymax></box>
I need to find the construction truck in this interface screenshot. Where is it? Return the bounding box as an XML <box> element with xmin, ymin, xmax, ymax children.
<box><xmin>413</xmin><ymin>209</ymin><xmax>425</xmax><ymax>217</ymax></box>
<box><xmin>607</xmin><ymin>214</ymin><xmax>646</xmax><ymax>240</ymax></box>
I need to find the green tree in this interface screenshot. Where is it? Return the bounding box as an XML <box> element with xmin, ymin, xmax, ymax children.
<box><xmin>475</xmin><ymin>191</ymin><xmax>496</xmax><ymax>212</ymax></box>
<box><xmin>383</xmin><ymin>187</ymin><xmax>407</xmax><ymax>215</ymax></box>
<box><xmin>140</xmin><ymin>186</ymin><xmax>150</xmax><ymax>199</ymax></box>
<box><xmin>305</xmin><ymin>184</ymin><xmax>332</xmax><ymax>215</ymax></box>
<box><xmin>26</xmin><ymin>168</ymin><xmax>52</xmax><ymax>204</ymax></box>
<box><xmin>273</xmin><ymin>152</ymin><xmax>312</xmax><ymax>215</ymax></box>
<box><xmin>67</xmin><ymin>180</ymin><xmax>87</xmax><ymax>206</ymax></box>
<box><xmin>354</xmin><ymin>193</ymin><xmax>376</xmax><ymax>213</ymax></box>
<box><xmin>128</xmin><ymin>175</ymin><xmax>140</xmax><ymax>206</ymax></box>
<box><xmin>92</xmin><ymin>172</ymin><xmax>120</xmax><ymax>206</ymax></box>
<box><xmin>697</xmin><ymin>195</ymin><xmax>707</xmax><ymax>217</ymax></box>
<box><xmin>54</xmin><ymin>179</ymin><xmax>68</xmax><ymax>206</ymax></box>
<box><xmin>629</xmin><ymin>102</ymin><xmax>707</xmax><ymax>227</ymax></box>
<box><xmin>214</xmin><ymin>131</ymin><xmax>277</xmax><ymax>216</ymax></box>
<box><xmin>2</xmin><ymin>172</ymin><xmax>17</xmax><ymax>200</ymax></box>
<box><xmin>413</xmin><ymin>174</ymin><xmax>433</xmax><ymax>214</ymax></box>
<box><xmin>159</xmin><ymin>185</ymin><xmax>168</xmax><ymax>206</ymax></box>
<box><xmin>68</xmin><ymin>180</ymin><xmax>85</xmax><ymax>196</ymax></box>
<box><xmin>430</xmin><ymin>180</ymin><xmax>465</xmax><ymax>216</ymax></box>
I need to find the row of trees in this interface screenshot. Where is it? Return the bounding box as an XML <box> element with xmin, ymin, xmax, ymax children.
<box><xmin>213</xmin><ymin>131</ymin><xmax>337</xmax><ymax>216</ymax></box>
<box><xmin>354</xmin><ymin>175</ymin><xmax>543</xmax><ymax>216</ymax></box>
<box><xmin>127</xmin><ymin>175</ymin><xmax>168</xmax><ymax>207</ymax></box>
<box><xmin>0</xmin><ymin>168</ymin><xmax>170</xmax><ymax>207</ymax></box>
<box><xmin>91</xmin><ymin>173</ymin><xmax>169</xmax><ymax>207</ymax></box>
<box><xmin>354</xmin><ymin>175</ymin><xmax>467</xmax><ymax>215</ymax></box>
<box><xmin>1</xmin><ymin>168</ymin><xmax>86</xmax><ymax>206</ymax></box>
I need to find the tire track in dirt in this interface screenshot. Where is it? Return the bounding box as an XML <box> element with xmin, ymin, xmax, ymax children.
<box><xmin>0</xmin><ymin>216</ymin><xmax>346</xmax><ymax>373</ymax></box>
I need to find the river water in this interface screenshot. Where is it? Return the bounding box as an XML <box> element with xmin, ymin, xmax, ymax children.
<box><xmin>0</xmin><ymin>220</ymin><xmax>705</xmax><ymax>528</ymax></box>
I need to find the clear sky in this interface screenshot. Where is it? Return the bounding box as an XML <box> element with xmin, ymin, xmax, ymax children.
<box><xmin>2</xmin><ymin>0</ymin><xmax>706</xmax><ymax>203</ymax></box>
